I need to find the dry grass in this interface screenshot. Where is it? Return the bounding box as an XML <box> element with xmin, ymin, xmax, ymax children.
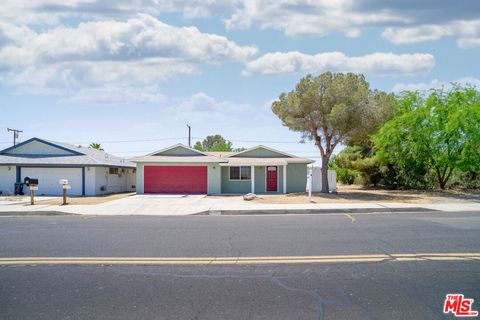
<box><xmin>252</xmin><ymin>185</ymin><xmax>480</xmax><ymax>204</ymax></box>
<box><xmin>32</xmin><ymin>192</ymin><xmax>135</xmax><ymax>206</ymax></box>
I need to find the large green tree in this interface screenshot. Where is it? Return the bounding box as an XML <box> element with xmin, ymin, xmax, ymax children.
<box><xmin>193</xmin><ymin>135</ymin><xmax>234</xmax><ymax>152</ymax></box>
<box><xmin>272</xmin><ymin>72</ymin><xmax>393</xmax><ymax>193</ymax></box>
<box><xmin>332</xmin><ymin>91</ymin><xmax>398</xmax><ymax>187</ymax></box>
<box><xmin>374</xmin><ymin>86</ymin><xmax>480</xmax><ymax>189</ymax></box>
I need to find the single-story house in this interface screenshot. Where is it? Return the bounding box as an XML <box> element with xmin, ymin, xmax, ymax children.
<box><xmin>0</xmin><ymin>137</ymin><xmax>136</xmax><ymax>196</ymax></box>
<box><xmin>130</xmin><ymin>144</ymin><xmax>314</xmax><ymax>194</ymax></box>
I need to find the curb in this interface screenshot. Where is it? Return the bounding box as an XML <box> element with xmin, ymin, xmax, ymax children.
<box><xmin>200</xmin><ymin>207</ymin><xmax>439</xmax><ymax>216</ymax></box>
<box><xmin>0</xmin><ymin>207</ymin><xmax>444</xmax><ymax>217</ymax></box>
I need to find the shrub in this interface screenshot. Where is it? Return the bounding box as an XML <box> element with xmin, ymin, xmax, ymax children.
<box><xmin>336</xmin><ymin>168</ymin><xmax>361</xmax><ymax>185</ymax></box>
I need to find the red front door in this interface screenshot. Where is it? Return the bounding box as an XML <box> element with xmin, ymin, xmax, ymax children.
<box><xmin>144</xmin><ymin>166</ymin><xmax>207</xmax><ymax>194</ymax></box>
<box><xmin>266</xmin><ymin>166</ymin><xmax>278</xmax><ymax>192</ymax></box>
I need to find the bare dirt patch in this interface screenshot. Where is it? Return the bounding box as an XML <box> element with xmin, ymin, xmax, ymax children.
<box><xmin>250</xmin><ymin>185</ymin><xmax>480</xmax><ymax>204</ymax></box>
<box><xmin>31</xmin><ymin>192</ymin><xmax>135</xmax><ymax>206</ymax></box>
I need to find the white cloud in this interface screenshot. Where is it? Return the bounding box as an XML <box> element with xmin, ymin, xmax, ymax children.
<box><xmin>243</xmin><ymin>51</ymin><xmax>435</xmax><ymax>76</ymax></box>
<box><xmin>225</xmin><ymin>0</ymin><xmax>406</xmax><ymax>37</ymax></box>
<box><xmin>1</xmin><ymin>14</ymin><xmax>256</xmax><ymax>67</ymax></box>
<box><xmin>156</xmin><ymin>0</ymin><xmax>239</xmax><ymax>19</ymax></box>
<box><xmin>3</xmin><ymin>0</ymin><xmax>479</xmax><ymax>48</ymax></box>
<box><xmin>3</xmin><ymin>59</ymin><xmax>197</xmax><ymax>96</ymax></box>
<box><xmin>64</xmin><ymin>85</ymin><xmax>168</xmax><ymax>104</ymax></box>
<box><xmin>161</xmin><ymin>92</ymin><xmax>270</xmax><ymax>126</ymax></box>
<box><xmin>0</xmin><ymin>0</ymin><xmax>239</xmax><ymax>25</ymax></box>
<box><xmin>0</xmin><ymin>14</ymin><xmax>257</xmax><ymax>99</ymax></box>
<box><xmin>222</xmin><ymin>0</ymin><xmax>480</xmax><ymax>48</ymax></box>
<box><xmin>173</xmin><ymin>92</ymin><xmax>255</xmax><ymax>118</ymax></box>
<box><xmin>392</xmin><ymin>77</ymin><xmax>480</xmax><ymax>93</ymax></box>
<box><xmin>382</xmin><ymin>20</ymin><xmax>480</xmax><ymax>48</ymax></box>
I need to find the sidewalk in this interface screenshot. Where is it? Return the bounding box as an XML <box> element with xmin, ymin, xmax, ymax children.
<box><xmin>1</xmin><ymin>194</ymin><xmax>480</xmax><ymax>216</ymax></box>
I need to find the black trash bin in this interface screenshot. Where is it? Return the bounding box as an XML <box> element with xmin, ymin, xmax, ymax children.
<box><xmin>14</xmin><ymin>182</ymin><xmax>24</xmax><ymax>195</ymax></box>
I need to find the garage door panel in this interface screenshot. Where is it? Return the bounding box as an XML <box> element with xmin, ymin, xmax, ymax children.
<box><xmin>22</xmin><ymin>167</ymin><xmax>83</xmax><ymax>196</ymax></box>
<box><xmin>144</xmin><ymin>166</ymin><xmax>207</xmax><ymax>194</ymax></box>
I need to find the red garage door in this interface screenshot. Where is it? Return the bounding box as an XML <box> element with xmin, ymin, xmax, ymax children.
<box><xmin>144</xmin><ymin>166</ymin><xmax>207</xmax><ymax>194</ymax></box>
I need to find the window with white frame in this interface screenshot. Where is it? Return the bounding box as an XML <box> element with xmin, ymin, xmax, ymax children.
<box><xmin>229</xmin><ymin>166</ymin><xmax>251</xmax><ymax>180</ymax></box>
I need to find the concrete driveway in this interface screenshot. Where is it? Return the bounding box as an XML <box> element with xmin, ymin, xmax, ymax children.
<box><xmin>66</xmin><ymin>194</ymin><xmax>210</xmax><ymax>215</ymax></box>
<box><xmin>0</xmin><ymin>194</ymin><xmax>209</xmax><ymax>216</ymax></box>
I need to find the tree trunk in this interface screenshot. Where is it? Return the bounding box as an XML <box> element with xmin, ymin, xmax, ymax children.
<box><xmin>435</xmin><ymin>167</ymin><xmax>453</xmax><ymax>190</ymax></box>
<box><xmin>439</xmin><ymin>168</ymin><xmax>453</xmax><ymax>190</ymax></box>
<box><xmin>439</xmin><ymin>180</ymin><xmax>446</xmax><ymax>189</ymax></box>
<box><xmin>321</xmin><ymin>155</ymin><xmax>329</xmax><ymax>193</ymax></box>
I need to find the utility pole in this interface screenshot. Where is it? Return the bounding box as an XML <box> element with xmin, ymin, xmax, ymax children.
<box><xmin>187</xmin><ymin>124</ymin><xmax>191</xmax><ymax>147</ymax></box>
<box><xmin>7</xmin><ymin>128</ymin><xmax>23</xmax><ymax>146</ymax></box>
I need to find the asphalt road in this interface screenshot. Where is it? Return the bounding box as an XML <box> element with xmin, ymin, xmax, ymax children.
<box><xmin>1</xmin><ymin>211</ymin><xmax>479</xmax><ymax>319</ymax></box>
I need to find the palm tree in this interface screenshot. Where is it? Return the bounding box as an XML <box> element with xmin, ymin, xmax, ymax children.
<box><xmin>89</xmin><ymin>142</ymin><xmax>104</xmax><ymax>151</ymax></box>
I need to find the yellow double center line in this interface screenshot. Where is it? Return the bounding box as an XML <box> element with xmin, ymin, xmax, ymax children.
<box><xmin>0</xmin><ymin>253</ymin><xmax>479</xmax><ymax>265</ymax></box>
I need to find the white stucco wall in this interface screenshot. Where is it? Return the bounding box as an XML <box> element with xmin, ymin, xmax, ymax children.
<box><xmin>84</xmin><ymin>166</ymin><xmax>96</xmax><ymax>196</ymax></box>
<box><xmin>107</xmin><ymin>167</ymin><xmax>127</xmax><ymax>193</ymax></box>
<box><xmin>94</xmin><ymin>167</ymin><xmax>132</xmax><ymax>195</ymax></box>
<box><xmin>126</xmin><ymin>168</ymin><xmax>136</xmax><ymax>192</ymax></box>
<box><xmin>0</xmin><ymin>166</ymin><xmax>16</xmax><ymax>195</ymax></box>
<box><xmin>95</xmin><ymin>167</ymin><xmax>109</xmax><ymax>195</ymax></box>
<box><xmin>73</xmin><ymin>166</ymin><xmax>135</xmax><ymax>195</ymax></box>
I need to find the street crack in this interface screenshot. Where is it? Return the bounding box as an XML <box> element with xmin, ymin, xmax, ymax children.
<box><xmin>270</xmin><ymin>276</ymin><xmax>325</xmax><ymax>320</ymax></box>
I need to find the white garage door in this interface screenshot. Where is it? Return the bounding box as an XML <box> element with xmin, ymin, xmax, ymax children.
<box><xmin>21</xmin><ymin>167</ymin><xmax>83</xmax><ymax>196</ymax></box>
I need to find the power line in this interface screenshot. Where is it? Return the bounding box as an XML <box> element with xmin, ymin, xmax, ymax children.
<box><xmin>2</xmin><ymin>136</ymin><xmax>306</xmax><ymax>145</ymax></box>
<box><xmin>1</xmin><ymin>137</ymin><xmax>187</xmax><ymax>145</ymax></box>
<box><xmin>191</xmin><ymin>136</ymin><xmax>303</xmax><ymax>144</ymax></box>
<box><xmin>110</xmin><ymin>150</ymin><xmax>321</xmax><ymax>155</ymax></box>
<box><xmin>71</xmin><ymin>137</ymin><xmax>187</xmax><ymax>144</ymax></box>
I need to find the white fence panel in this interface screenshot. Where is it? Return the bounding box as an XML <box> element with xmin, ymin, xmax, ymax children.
<box><xmin>307</xmin><ymin>167</ymin><xmax>336</xmax><ymax>192</ymax></box>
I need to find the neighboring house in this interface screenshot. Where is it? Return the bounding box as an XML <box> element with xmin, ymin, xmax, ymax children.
<box><xmin>0</xmin><ymin>137</ymin><xmax>136</xmax><ymax>196</ymax></box>
<box><xmin>130</xmin><ymin>144</ymin><xmax>314</xmax><ymax>195</ymax></box>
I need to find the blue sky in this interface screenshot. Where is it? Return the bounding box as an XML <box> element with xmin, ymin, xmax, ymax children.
<box><xmin>0</xmin><ymin>1</ymin><xmax>479</xmax><ymax>161</ymax></box>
